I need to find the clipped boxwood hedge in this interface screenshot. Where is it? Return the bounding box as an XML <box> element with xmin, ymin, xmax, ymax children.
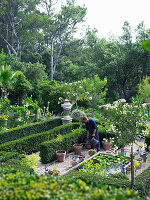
<box><xmin>0</xmin><ymin>151</ymin><xmax>33</xmax><ymax>173</ymax></box>
<box><xmin>0</xmin><ymin>170</ymin><xmax>140</xmax><ymax>200</ymax></box>
<box><xmin>63</xmin><ymin>171</ymin><xmax>131</xmax><ymax>189</ymax></box>
<box><xmin>0</xmin><ymin>117</ymin><xmax>62</xmax><ymax>145</ymax></box>
<box><xmin>134</xmin><ymin>166</ymin><xmax>150</xmax><ymax>198</ymax></box>
<box><xmin>145</xmin><ymin>133</ymin><xmax>150</xmax><ymax>149</ymax></box>
<box><xmin>40</xmin><ymin>128</ymin><xmax>86</xmax><ymax>164</ymax></box>
<box><xmin>0</xmin><ymin>123</ymin><xmax>79</xmax><ymax>154</ymax></box>
<box><xmin>0</xmin><ymin>168</ymin><xmax>141</xmax><ymax>200</ymax></box>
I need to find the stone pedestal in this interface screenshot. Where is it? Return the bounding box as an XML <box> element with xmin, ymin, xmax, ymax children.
<box><xmin>61</xmin><ymin>99</ymin><xmax>72</xmax><ymax>124</ymax></box>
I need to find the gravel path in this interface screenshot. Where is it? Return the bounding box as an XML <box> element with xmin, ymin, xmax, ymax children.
<box><xmin>32</xmin><ymin>139</ymin><xmax>150</xmax><ymax>177</ymax></box>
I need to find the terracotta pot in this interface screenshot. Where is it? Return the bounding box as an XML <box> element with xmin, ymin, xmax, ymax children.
<box><xmin>56</xmin><ymin>150</ymin><xmax>66</xmax><ymax>162</ymax></box>
<box><xmin>85</xmin><ymin>138</ymin><xmax>91</xmax><ymax>149</ymax></box>
<box><xmin>73</xmin><ymin>144</ymin><xmax>83</xmax><ymax>155</ymax></box>
<box><xmin>102</xmin><ymin>141</ymin><xmax>112</xmax><ymax>151</ymax></box>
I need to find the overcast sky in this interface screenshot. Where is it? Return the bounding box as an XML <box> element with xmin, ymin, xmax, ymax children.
<box><xmin>76</xmin><ymin>0</ymin><xmax>150</xmax><ymax>39</ymax></box>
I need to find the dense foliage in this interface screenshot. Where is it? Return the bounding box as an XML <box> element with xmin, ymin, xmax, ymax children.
<box><xmin>0</xmin><ymin>168</ymin><xmax>141</xmax><ymax>200</ymax></box>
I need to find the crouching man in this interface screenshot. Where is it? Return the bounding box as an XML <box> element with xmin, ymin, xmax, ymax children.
<box><xmin>83</xmin><ymin>117</ymin><xmax>100</xmax><ymax>152</ymax></box>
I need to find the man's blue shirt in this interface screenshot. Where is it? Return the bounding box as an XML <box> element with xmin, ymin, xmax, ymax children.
<box><xmin>85</xmin><ymin>119</ymin><xmax>98</xmax><ymax>138</ymax></box>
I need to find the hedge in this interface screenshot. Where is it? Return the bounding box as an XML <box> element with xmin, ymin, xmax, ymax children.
<box><xmin>145</xmin><ymin>133</ymin><xmax>150</xmax><ymax>149</ymax></box>
<box><xmin>134</xmin><ymin>166</ymin><xmax>150</xmax><ymax>198</ymax></box>
<box><xmin>64</xmin><ymin>167</ymin><xmax>150</xmax><ymax>199</ymax></box>
<box><xmin>0</xmin><ymin>117</ymin><xmax>62</xmax><ymax>145</ymax></box>
<box><xmin>0</xmin><ymin>151</ymin><xmax>33</xmax><ymax>174</ymax></box>
<box><xmin>40</xmin><ymin>128</ymin><xmax>86</xmax><ymax>163</ymax></box>
<box><xmin>0</xmin><ymin>169</ymin><xmax>141</xmax><ymax>200</ymax></box>
<box><xmin>0</xmin><ymin>123</ymin><xmax>79</xmax><ymax>154</ymax></box>
<box><xmin>63</xmin><ymin>171</ymin><xmax>131</xmax><ymax>189</ymax></box>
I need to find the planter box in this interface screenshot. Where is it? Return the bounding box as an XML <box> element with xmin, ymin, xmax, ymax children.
<box><xmin>60</xmin><ymin>152</ymin><xmax>130</xmax><ymax>177</ymax></box>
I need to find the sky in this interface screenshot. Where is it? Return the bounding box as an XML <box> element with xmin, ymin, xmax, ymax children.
<box><xmin>75</xmin><ymin>0</ymin><xmax>150</xmax><ymax>39</ymax></box>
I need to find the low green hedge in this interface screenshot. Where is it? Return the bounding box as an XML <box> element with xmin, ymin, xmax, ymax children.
<box><xmin>0</xmin><ymin>151</ymin><xmax>33</xmax><ymax>173</ymax></box>
<box><xmin>63</xmin><ymin>171</ymin><xmax>131</xmax><ymax>189</ymax></box>
<box><xmin>0</xmin><ymin>123</ymin><xmax>79</xmax><ymax>154</ymax></box>
<box><xmin>145</xmin><ymin>133</ymin><xmax>150</xmax><ymax>149</ymax></box>
<box><xmin>64</xmin><ymin>167</ymin><xmax>150</xmax><ymax>199</ymax></box>
<box><xmin>40</xmin><ymin>128</ymin><xmax>86</xmax><ymax>164</ymax></box>
<box><xmin>0</xmin><ymin>117</ymin><xmax>62</xmax><ymax>145</ymax></box>
<box><xmin>134</xmin><ymin>166</ymin><xmax>150</xmax><ymax>198</ymax></box>
<box><xmin>0</xmin><ymin>168</ymin><xmax>141</xmax><ymax>200</ymax></box>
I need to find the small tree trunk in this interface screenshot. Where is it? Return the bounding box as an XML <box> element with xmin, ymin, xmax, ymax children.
<box><xmin>50</xmin><ymin>39</ymin><xmax>54</xmax><ymax>81</ymax></box>
<box><xmin>131</xmin><ymin>144</ymin><xmax>134</xmax><ymax>188</ymax></box>
<box><xmin>76</xmin><ymin>100</ymin><xmax>82</xmax><ymax>128</ymax></box>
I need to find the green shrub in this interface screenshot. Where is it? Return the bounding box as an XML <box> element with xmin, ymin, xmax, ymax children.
<box><xmin>0</xmin><ymin>123</ymin><xmax>79</xmax><ymax>154</ymax></box>
<box><xmin>134</xmin><ymin>166</ymin><xmax>150</xmax><ymax>198</ymax></box>
<box><xmin>64</xmin><ymin>171</ymin><xmax>131</xmax><ymax>189</ymax></box>
<box><xmin>0</xmin><ymin>151</ymin><xmax>33</xmax><ymax>173</ymax></box>
<box><xmin>0</xmin><ymin>151</ymin><xmax>24</xmax><ymax>162</ymax></box>
<box><xmin>145</xmin><ymin>133</ymin><xmax>150</xmax><ymax>149</ymax></box>
<box><xmin>0</xmin><ymin>117</ymin><xmax>62</xmax><ymax>145</ymax></box>
<box><xmin>40</xmin><ymin>128</ymin><xmax>86</xmax><ymax>163</ymax></box>
<box><xmin>0</xmin><ymin>168</ymin><xmax>141</xmax><ymax>200</ymax></box>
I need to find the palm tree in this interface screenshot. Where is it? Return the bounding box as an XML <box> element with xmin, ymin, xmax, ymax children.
<box><xmin>0</xmin><ymin>65</ymin><xmax>18</xmax><ymax>98</ymax></box>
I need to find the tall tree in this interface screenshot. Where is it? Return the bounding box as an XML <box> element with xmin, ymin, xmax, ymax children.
<box><xmin>0</xmin><ymin>0</ymin><xmax>41</xmax><ymax>61</ymax></box>
<box><xmin>42</xmin><ymin>0</ymin><xmax>86</xmax><ymax>80</ymax></box>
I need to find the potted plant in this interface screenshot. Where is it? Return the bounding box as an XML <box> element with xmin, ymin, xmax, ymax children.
<box><xmin>73</xmin><ymin>143</ymin><xmax>83</xmax><ymax>155</ymax></box>
<box><xmin>102</xmin><ymin>137</ymin><xmax>114</xmax><ymax>151</ymax></box>
<box><xmin>56</xmin><ymin>134</ymin><xmax>66</xmax><ymax>162</ymax></box>
<box><xmin>89</xmin><ymin>149</ymin><xmax>97</xmax><ymax>156</ymax></box>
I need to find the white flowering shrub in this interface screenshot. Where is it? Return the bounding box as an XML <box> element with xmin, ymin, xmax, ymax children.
<box><xmin>107</xmin><ymin>97</ymin><xmax>148</xmax><ymax>147</ymax></box>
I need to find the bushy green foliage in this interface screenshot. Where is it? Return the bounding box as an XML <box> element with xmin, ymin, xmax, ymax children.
<box><xmin>0</xmin><ymin>123</ymin><xmax>79</xmax><ymax>154</ymax></box>
<box><xmin>134</xmin><ymin>166</ymin><xmax>150</xmax><ymax>198</ymax></box>
<box><xmin>145</xmin><ymin>133</ymin><xmax>150</xmax><ymax>148</ymax></box>
<box><xmin>22</xmin><ymin>154</ymin><xmax>40</xmax><ymax>170</ymax></box>
<box><xmin>0</xmin><ymin>117</ymin><xmax>62</xmax><ymax>145</ymax></box>
<box><xmin>64</xmin><ymin>171</ymin><xmax>131</xmax><ymax>189</ymax></box>
<box><xmin>138</xmin><ymin>76</ymin><xmax>150</xmax><ymax>103</ymax></box>
<box><xmin>0</xmin><ymin>168</ymin><xmax>141</xmax><ymax>200</ymax></box>
<box><xmin>40</xmin><ymin>127</ymin><xmax>85</xmax><ymax>163</ymax></box>
<box><xmin>9</xmin><ymin>71</ymin><xmax>32</xmax><ymax>105</ymax></box>
<box><xmin>39</xmin><ymin>80</ymin><xmax>65</xmax><ymax>114</ymax></box>
<box><xmin>0</xmin><ymin>151</ymin><xmax>33</xmax><ymax>173</ymax></box>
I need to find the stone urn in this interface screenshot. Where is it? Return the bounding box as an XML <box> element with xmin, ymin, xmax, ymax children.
<box><xmin>73</xmin><ymin>144</ymin><xmax>83</xmax><ymax>155</ymax></box>
<box><xmin>61</xmin><ymin>99</ymin><xmax>72</xmax><ymax>124</ymax></box>
<box><xmin>56</xmin><ymin>150</ymin><xmax>66</xmax><ymax>162</ymax></box>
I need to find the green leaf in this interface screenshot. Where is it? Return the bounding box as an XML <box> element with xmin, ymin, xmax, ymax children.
<box><xmin>142</xmin><ymin>40</ymin><xmax>150</xmax><ymax>52</ymax></box>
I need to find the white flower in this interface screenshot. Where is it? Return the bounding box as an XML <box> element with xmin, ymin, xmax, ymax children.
<box><xmin>79</xmin><ymin>86</ymin><xmax>82</xmax><ymax>88</ymax></box>
<box><xmin>113</xmin><ymin>101</ymin><xmax>119</xmax><ymax>105</ymax></box>
<box><xmin>89</xmin><ymin>97</ymin><xmax>92</xmax><ymax>100</ymax></box>
<box><xmin>118</xmin><ymin>99</ymin><xmax>126</xmax><ymax>103</ymax></box>
<box><xmin>105</xmin><ymin>103</ymin><xmax>112</xmax><ymax>109</ymax></box>
<box><xmin>69</xmin><ymin>83</ymin><xmax>72</xmax><ymax>85</ymax></box>
<box><xmin>142</xmin><ymin>103</ymin><xmax>147</xmax><ymax>108</ymax></box>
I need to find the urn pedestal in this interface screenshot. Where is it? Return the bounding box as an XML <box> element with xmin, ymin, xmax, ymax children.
<box><xmin>61</xmin><ymin>99</ymin><xmax>72</xmax><ymax>124</ymax></box>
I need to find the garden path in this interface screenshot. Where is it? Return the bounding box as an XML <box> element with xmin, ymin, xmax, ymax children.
<box><xmin>32</xmin><ymin>139</ymin><xmax>150</xmax><ymax>178</ymax></box>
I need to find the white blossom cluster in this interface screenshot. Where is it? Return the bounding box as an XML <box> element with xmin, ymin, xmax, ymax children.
<box><xmin>103</xmin><ymin>137</ymin><xmax>114</xmax><ymax>143</ymax></box>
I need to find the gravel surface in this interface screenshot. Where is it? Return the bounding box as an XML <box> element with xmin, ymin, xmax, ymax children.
<box><xmin>32</xmin><ymin>139</ymin><xmax>150</xmax><ymax>177</ymax></box>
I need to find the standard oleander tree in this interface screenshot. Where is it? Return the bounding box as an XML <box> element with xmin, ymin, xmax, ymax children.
<box><xmin>107</xmin><ymin>97</ymin><xmax>148</xmax><ymax>187</ymax></box>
